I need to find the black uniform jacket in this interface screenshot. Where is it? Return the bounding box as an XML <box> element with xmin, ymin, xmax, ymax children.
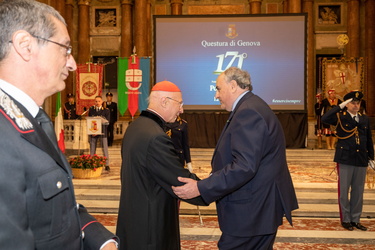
<box><xmin>0</xmin><ymin>89</ymin><xmax>117</xmax><ymax>249</ymax></box>
<box><xmin>322</xmin><ymin>105</ymin><xmax>374</xmax><ymax>166</ymax></box>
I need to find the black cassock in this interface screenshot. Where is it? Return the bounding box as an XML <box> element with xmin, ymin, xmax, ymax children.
<box><xmin>116</xmin><ymin>110</ymin><xmax>207</xmax><ymax>250</ymax></box>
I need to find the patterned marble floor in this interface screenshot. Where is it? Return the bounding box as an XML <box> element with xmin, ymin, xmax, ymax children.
<box><xmin>73</xmin><ymin>144</ymin><xmax>375</xmax><ymax>249</ymax></box>
<box><xmin>92</xmin><ymin>214</ymin><xmax>375</xmax><ymax>249</ymax></box>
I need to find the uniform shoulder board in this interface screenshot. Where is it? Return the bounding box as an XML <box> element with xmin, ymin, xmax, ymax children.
<box><xmin>0</xmin><ymin>89</ymin><xmax>34</xmax><ymax>133</ymax></box>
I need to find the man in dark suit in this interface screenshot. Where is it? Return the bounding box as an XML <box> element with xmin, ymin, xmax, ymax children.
<box><xmin>116</xmin><ymin>81</ymin><xmax>207</xmax><ymax>250</ymax></box>
<box><xmin>173</xmin><ymin>67</ymin><xmax>298</xmax><ymax>249</ymax></box>
<box><xmin>105</xmin><ymin>92</ymin><xmax>118</xmax><ymax>146</ymax></box>
<box><xmin>0</xmin><ymin>0</ymin><xmax>118</xmax><ymax>249</ymax></box>
<box><xmin>322</xmin><ymin>91</ymin><xmax>373</xmax><ymax>231</ymax></box>
<box><xmin>89</xmin><ymin>96</ymin><xmax>110</xmax><ymax>170</ymax></box>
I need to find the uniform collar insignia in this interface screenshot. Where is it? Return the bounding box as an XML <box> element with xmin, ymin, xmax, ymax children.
<box><xmin>0</xmin><ymin>88</ymin><xmax>33</xmax><ymax>131</ymax></box>
<box><xmin>165</xmin><ymin>129</ymin><xmax>172</xmax><ymax>137</ymax></box>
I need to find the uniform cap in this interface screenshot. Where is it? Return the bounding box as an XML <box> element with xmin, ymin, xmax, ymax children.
<box><xmin>151</xmin><ymin>81</ymin><xmax>181</xmax><ymax>92</ymax></box>
<box><xmin>344</xmin><ymin>91</ymin><xmax>363</xmax><ymax>101</ymax></box>
<box><xmin>106</xmin><ymin>92</ymin><xmax>113</xmax><ymax>97</ymax></box>
<box><xmin>67</xmin><ymin>93</ymin><xmax>74</xmax><ymax>98</ymax></box>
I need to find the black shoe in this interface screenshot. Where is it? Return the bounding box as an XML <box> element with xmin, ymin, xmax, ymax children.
<box><xmin>351</xmin><ymin>222</ymin><xmax>367</xmax><ymax>231</ymax></box>
<box><xmin>342</xmin><ymin>222</ymin><xmax>354</xmax><ymax>231</ymax></box>
<box><xmin>105</xmin><ymin>166</ymin><xmax>110</xmax><ymax>171</ymax></box>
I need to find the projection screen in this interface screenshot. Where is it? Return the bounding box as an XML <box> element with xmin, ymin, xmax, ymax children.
<box><xmin>154</xmin><ymin>14</ymin><xmax>307</xmax><ymax>111</ymax></box>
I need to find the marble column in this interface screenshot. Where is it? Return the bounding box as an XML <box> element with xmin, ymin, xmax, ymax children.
<box><xmin>65</xmin><ymin>0</ymin><xmax>75</xmax><ymax>98</ymax></box>
<box><xmin>365</xmin><ymin>0</ymin><xmax>375</xmax><ymax>116</ymax></box>
<box><xmin>147</xmin><ymin>0</ymin><xmax>152</xmax><ymax>56</ymax></box>
<box><xmin>283</xmin><ymin>0</ymin><xmax>289</xmax><ymax>13</ymax></box>
<box><xmin>303</xmin><ymin>0</ymin><xmax>315</xmax><ymax>119</ymax></box>
<box><xmin>77</xmin><ymin>0</ymin><xmax>91</xmax><ymax>63</ymax></box>
<box><xmin>171</xmin><ymin>0</ymin><xmax>183</xmax><ymax>15</ymax></box>
<box><xmin>347</xmin><ymin>0</ymin><xmax>360</xmax><ymax>58</ymax></box>
<box><xmin>134</xmin><ymin>0</ymin><xmax>149</xmax><ymax>56</ymax></box>
<box><xmin>289</xmin><ymin>0</ymin><xmax>301</xmax><ymax>13</ymax></box>
<box><xmin>48</xmin><ymin>0</ymin><xmax>58</xmax><ymax>9</ymax></box>
<box><xmin>120</xmin><ymin>0</ymin><xmax>133</xmax><ymax>57</ymax></box>
<box><xmin>55</xmin><ymin>0</ymin><xmax>66</xmax><ymax>17</ymax></box>
<box><xmin>249</xmin><ymin>0</ymin><xmax>262</xmax><ymax>14</ymax></box>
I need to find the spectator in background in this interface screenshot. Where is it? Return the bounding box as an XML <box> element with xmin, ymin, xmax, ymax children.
<box><xmin>321</xmin><ymin>89</ymin><xmax>342</xmax><ymax>149</ymax></box>
<box><xmin>105</xmin><ymin>92</ymin><xmax>118</xmax><ymax>146</ymax></box>
<box><xmin>315</xmin><ymin>92</ymin><xmax>323</xmax><ymax>148</ymax></box>
<box><xmin>63</xmin><ymin>93</ymin><xmax>77</xmax><ymax>119</ymax></box>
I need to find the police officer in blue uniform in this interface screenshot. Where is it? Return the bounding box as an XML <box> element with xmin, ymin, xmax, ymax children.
<box><xmin>105</xmin><ymin>92</ymin><xmax>118</xmax><ymax>146</ymax></box>
<box><xmin>322</xmin><ymin>91</ymin><xmax>374</xmax><ymax>231</ymax></box>
<box><xmin>64</xmin><ymin>93</ymin><xmax>78</xmax><ymax>119</ymax></box>
<box><xmin>165</xmin><ymin>116</ymin><xmax>193</xmax><ymax>172</ymax></box>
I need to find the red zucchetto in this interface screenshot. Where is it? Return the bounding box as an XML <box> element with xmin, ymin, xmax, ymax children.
<box><xmin>151</xmin><ymin>81</ymin><xmax>181</xmax><ymax>92</ymax></box>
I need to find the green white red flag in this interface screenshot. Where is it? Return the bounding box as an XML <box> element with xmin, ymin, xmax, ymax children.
<box><xmin>55</xmin><ymin>92</ymin><xmax>65</xmax><ymax>153</ymax></box>
<box><xmin>118</xmin><ymin>56</ymin><xmax>150</xmax><ymax>117</ymax></box>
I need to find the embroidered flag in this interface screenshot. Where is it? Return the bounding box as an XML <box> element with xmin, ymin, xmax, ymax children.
<box><xmin>54</xmin><ymin>92</ymin><xmax>65</xmax><ymax>153</ymax></box>
<box><xmin>117</xmin><ymin>57</ymin><xmax>150</xmax><ymax>117</ymax></box>
<box><xmin>76</xmin><ymin>63</ymin><xmax>104</xmax><ymax>114</ymax></box>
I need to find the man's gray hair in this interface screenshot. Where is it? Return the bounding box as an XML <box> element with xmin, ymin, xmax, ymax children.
<box><xmin>0</xmin><ymin>0</ymin><xmax>66</xmax><ymax>61</ymax></box>
<box><xmin>223</xmin><ymin>67</ymin><xmax>253</xmax><ymax>91</ymax></box>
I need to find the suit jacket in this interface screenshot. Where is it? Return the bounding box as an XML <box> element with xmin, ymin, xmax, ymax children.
<box><xmin>88</xmin><ymin>106</ymin><xmax>110</xmax><ymax>137</ymax></box>
<box><xmin>0</xmin><ymin>88</ymin><xmax>116</xmax><ymax>249</ymax></box>
<box><xmin>321</xmin><ymin>105</ymin><xmax>374</xmax><ymax>166</ymax></box>
<box><xmin>198</xmin><ymin>92</ymin><xmax>298</xmax><ymax>237</ymax></box>
<box><xmin>116</xmin><ymin>110</ymin><xmax>207</xmax><ymax>250</ymax></box>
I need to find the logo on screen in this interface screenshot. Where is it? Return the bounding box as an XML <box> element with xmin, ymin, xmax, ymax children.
<box><xmin>225</xmin><ymin>24</ymin><xmax>238</xmax><ymax>39</ymax></box>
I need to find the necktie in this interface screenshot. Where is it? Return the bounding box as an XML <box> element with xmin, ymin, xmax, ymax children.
<box><xmin>353</xmin><ymin>116</ymin><xmax>358</xmax><ymax>123</ymax></box>
<box><xmin>36</xmin><ymin>108</ymin><xmax>58</xmax><ymax>147</ymax></box>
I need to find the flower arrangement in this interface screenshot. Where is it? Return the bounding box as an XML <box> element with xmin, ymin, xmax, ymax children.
<box><xmin>69</xmin><ymin>154</ymin><xmax>106</xmax><ymax>171</ymax></box>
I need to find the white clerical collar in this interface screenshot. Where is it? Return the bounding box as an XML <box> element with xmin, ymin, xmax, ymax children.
<box><xmin>147</xmin><ymin>108</ymin><xmax>165</xmax><ymax>121</ymax></box>
<box><xmin>0</xmin><ymin>79</ymin><xmax>40</xmax><ymax>117</ymax></box>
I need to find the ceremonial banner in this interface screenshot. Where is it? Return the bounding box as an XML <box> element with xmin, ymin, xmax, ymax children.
<box><xmin>321</xmin><ymin>57</ymin><xmax>365</xmax><ymax>100</ymax></box>
<box><xmin>76</xmin><ymin>63</ymin><xmax>104</xmax><ymax>114</ymax></box>
<box><xmin>54</xmin><ymin>92</ymin><xmax>65</xmax><ymax>153</ymax></box>
<box><xmin>118</xmin><ymin>57</ymin><xmax>150</xmax><ymax>116</ymax></box>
